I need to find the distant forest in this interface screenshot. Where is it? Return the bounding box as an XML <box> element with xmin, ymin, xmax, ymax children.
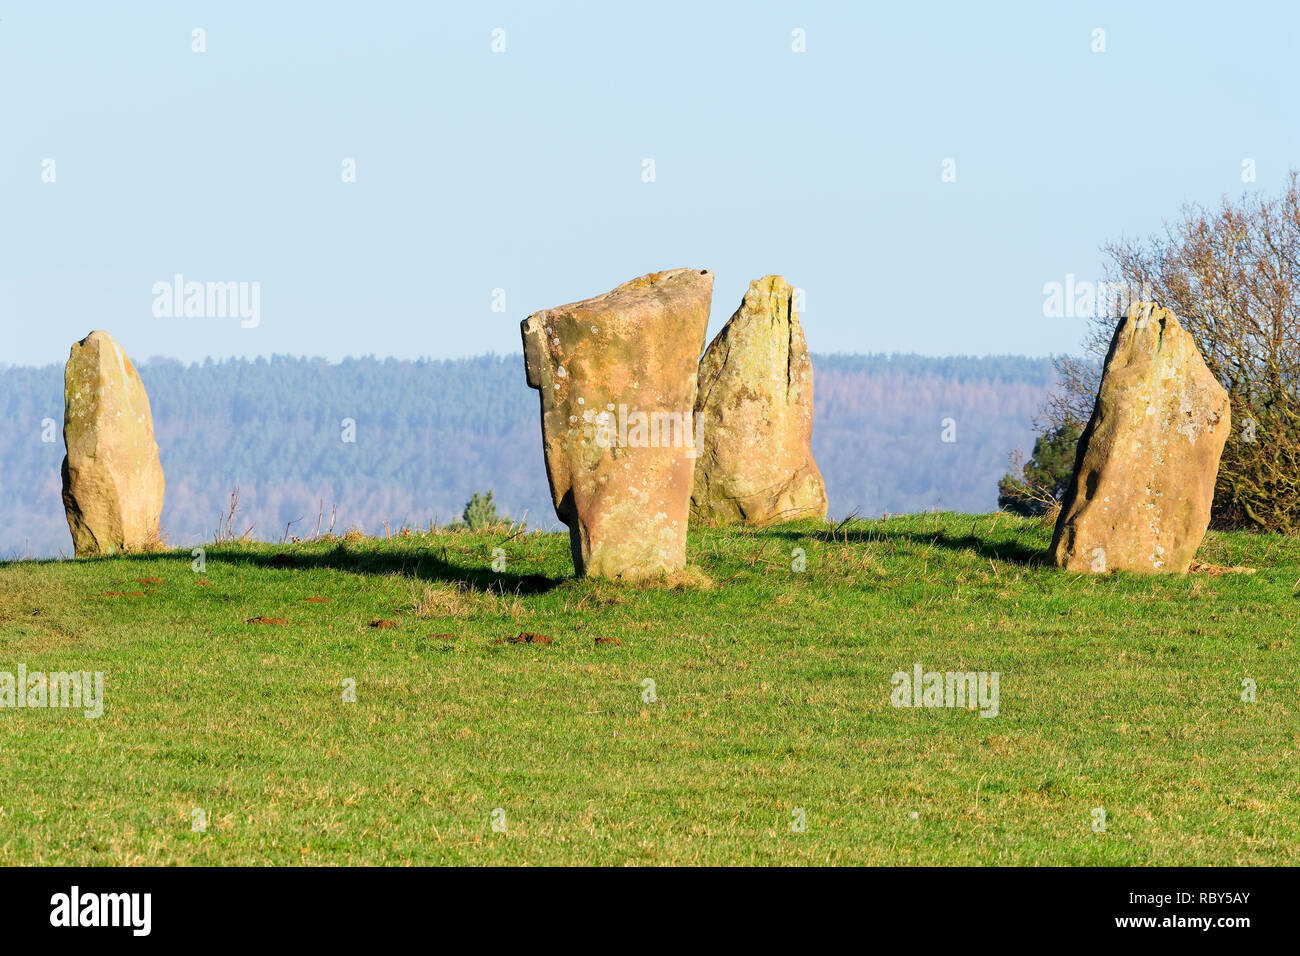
<box><xmin>0</xmin><ymin>353</ymin><xmax>1057</xmax><ymax>558</ymax></box>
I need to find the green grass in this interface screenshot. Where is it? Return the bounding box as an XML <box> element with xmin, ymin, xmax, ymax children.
<box><xmin>0</xmin><ymin>512</ymin><xmax>1295</xmax><ymax>865</ymax></box>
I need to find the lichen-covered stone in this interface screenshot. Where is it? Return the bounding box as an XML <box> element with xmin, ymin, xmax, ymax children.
<box><xmin>521</xmin><ymin>269</ymin><xmax>713</xmax><ymax>580</ymax></box>
<box><xmin>1050</xmin><ymin>303</ymin><xmax>1229</xmax><ymax>574</ymax></box>
<box><xmin>691</xmin><ymin>275</ymin><xmax>827</xmax><ymax>526</ymax></box>
<box><xmin>61</xmin><ymin>331</ymin><xmax>165</xmax><ymax>556</ymax></box>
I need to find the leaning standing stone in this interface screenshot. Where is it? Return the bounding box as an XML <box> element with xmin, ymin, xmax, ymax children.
<box><xmin>521</xmin><ymin>269</ymin><xmax>713</xmax><ymax>580</ymax></box>
<box><xmin>1050</xmin><ymin>303</ymin><xmax>1229</xmax><ymax>574</ymax></box>
<box><xmin>61</xmin><ymin>331</ymin><xmax>166</xmax><ymax>556</ymax></box>
<box><xmin>692</xmin><ymin>275</ymin><xmax>828</xmax><ymax>525</ymax></box>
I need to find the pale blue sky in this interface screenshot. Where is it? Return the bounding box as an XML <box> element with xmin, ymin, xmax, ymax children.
<box><xmin>3</xmin><ymin>1</ymin><xmax>1297</xmax><ymax>366</ymax></box>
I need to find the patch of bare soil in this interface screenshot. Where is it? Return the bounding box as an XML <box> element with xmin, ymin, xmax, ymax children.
<box><xmin>509</xmin><ymin>632</ymin><xmax>553</xmax><ymax>645</ymax></box>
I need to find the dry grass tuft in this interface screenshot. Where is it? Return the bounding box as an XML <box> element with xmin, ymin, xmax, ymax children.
<box><xmin>408</xmin><ymin>582</ymin><xmax>479</xmax><ymax>618</ymax></box>
<box><xmin>1188</xmin><ymin>562</ymin><xmax>1257</xmax><ymax>577</ymax></box>
<box><xmin>642</xmin><ymin>565</ymin><xmax>715</xmax><ymax>592</ymax></box>
<box><xmin>132</xmin><ymin>528</ymin><xmax>170</xmax><ymax>553</ymax></box>
<box><xmin>406</xmin><ymin>581</ymin><xmax>531</xmax><ymax>621</ymax></box>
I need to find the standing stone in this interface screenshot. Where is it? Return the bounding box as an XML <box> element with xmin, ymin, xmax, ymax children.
<box><xmin>521</xmin><ymin>269</ymin><xmax>713</xmax><ymax>580</ymax></box>
<box><xmin>1050</xmin><ymin>303</ymin><xmax>1229</xmax><ymax>574</ymax></box>
<box><xmin>61</xmin><ymin>331</ymin><xmax>166</xmax><ymax>556</ymax></box>
<box><xmin>691</xmin><ymin>275</ymin><xmax>828</xmax><ymax>525</ymax></box>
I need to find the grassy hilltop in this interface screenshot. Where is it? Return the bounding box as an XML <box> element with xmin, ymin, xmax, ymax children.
<box><xmin>0</xmin><ymin>513</ymin><xmax>1295</xmax><ymax>866</ymax></box>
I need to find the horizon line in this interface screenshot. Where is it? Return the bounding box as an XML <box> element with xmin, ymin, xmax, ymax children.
<box><xmin>0</xmin><ymin>348</ymin><xmax>1071</xmax><ymax>373</ymax></box>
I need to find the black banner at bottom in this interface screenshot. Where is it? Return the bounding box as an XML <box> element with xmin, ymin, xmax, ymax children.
<box><xmin>0</xmin><ymin>866</ymin><xmax>1281</xmax><ymax>942</ymax></box>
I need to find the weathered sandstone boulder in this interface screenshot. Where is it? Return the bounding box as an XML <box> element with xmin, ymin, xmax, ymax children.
<box><xmin>61</xmin><ymin>331</ymin><xmax>166</xmax><ymax>556</ymax></box>
<box><xmin>691</xmin><ymin>275</ymin><xmax>828</xmax><ymax>525</ymax></box>
<box><xmin>522</xmin><ymin>269</ymin><xmax>713</xmax><ymax>579</ymax></box>
<box><xmin>1050</xmin><ymin>303</ymin><xmax>1229</xmax><ymax>574</ymax></box>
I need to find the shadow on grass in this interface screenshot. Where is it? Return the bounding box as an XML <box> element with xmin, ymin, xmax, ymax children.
<box><xmin>58</xmin><ymin>543</ymin><xmax>567</xmax><ymax>594</ymax></box>
<box><xmin>768</xmin><ymin>525</ymin><xmax>1049</xmax><ymax>567</ymax></box>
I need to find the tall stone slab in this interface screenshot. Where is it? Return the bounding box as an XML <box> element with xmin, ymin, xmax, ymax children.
<box><xmin>61</xmin><ymin>331</ymin><xmax>166</xmax><ymax>556</ymax></box>
<box><xmin>1050</xmin><ymin>303</ymin><xmax>1229</xmax><ymax>574</ymax></box>
<box><xmin>691</xmin><ymin>275</ymin><xmax>828</xmax><ymax>525</ymax></box>
<box><xmin>522</xmin><ymin>269</ymin><xmax>713</xmax><ymax>579</ymax></box>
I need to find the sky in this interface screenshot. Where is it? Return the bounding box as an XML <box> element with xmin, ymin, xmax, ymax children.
<box><xmin>2</xmin><ymin>0</ymin><xmax>1298</xmax><ymax>367</ymax></box>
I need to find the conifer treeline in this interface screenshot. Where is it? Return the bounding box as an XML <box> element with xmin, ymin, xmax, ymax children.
<box><xmin>0</xmin><ymin>353</ymin><xmax>1055</xmax><ymax>557</ymax></box>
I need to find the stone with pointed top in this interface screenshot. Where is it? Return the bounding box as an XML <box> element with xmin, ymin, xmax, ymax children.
<box><xmin>1050</xmin><ymin>303</ymin><xmax>1229</xmax><ymax>574</ymax></box>
<box><xmin>691</xmin><ymin>275</ymin><xmax>828</xmax><ymax>526</ymax></box>
<box><xmin>61</xmin><ymin>331</ymin><xmax>166</xmax><ymax>556</ymax></box>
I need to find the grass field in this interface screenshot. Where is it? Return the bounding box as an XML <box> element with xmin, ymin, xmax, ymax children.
<box><xmin>0</xmin><ymin>512</ymin><xmax>1295</xmax><ymax>865</ymax></box>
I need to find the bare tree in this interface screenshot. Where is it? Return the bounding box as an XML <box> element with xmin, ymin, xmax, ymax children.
<box><xmin>1051</xmin><ymin>172</ymin><xmax>1300</xmax><ymax>532</ymax></box>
